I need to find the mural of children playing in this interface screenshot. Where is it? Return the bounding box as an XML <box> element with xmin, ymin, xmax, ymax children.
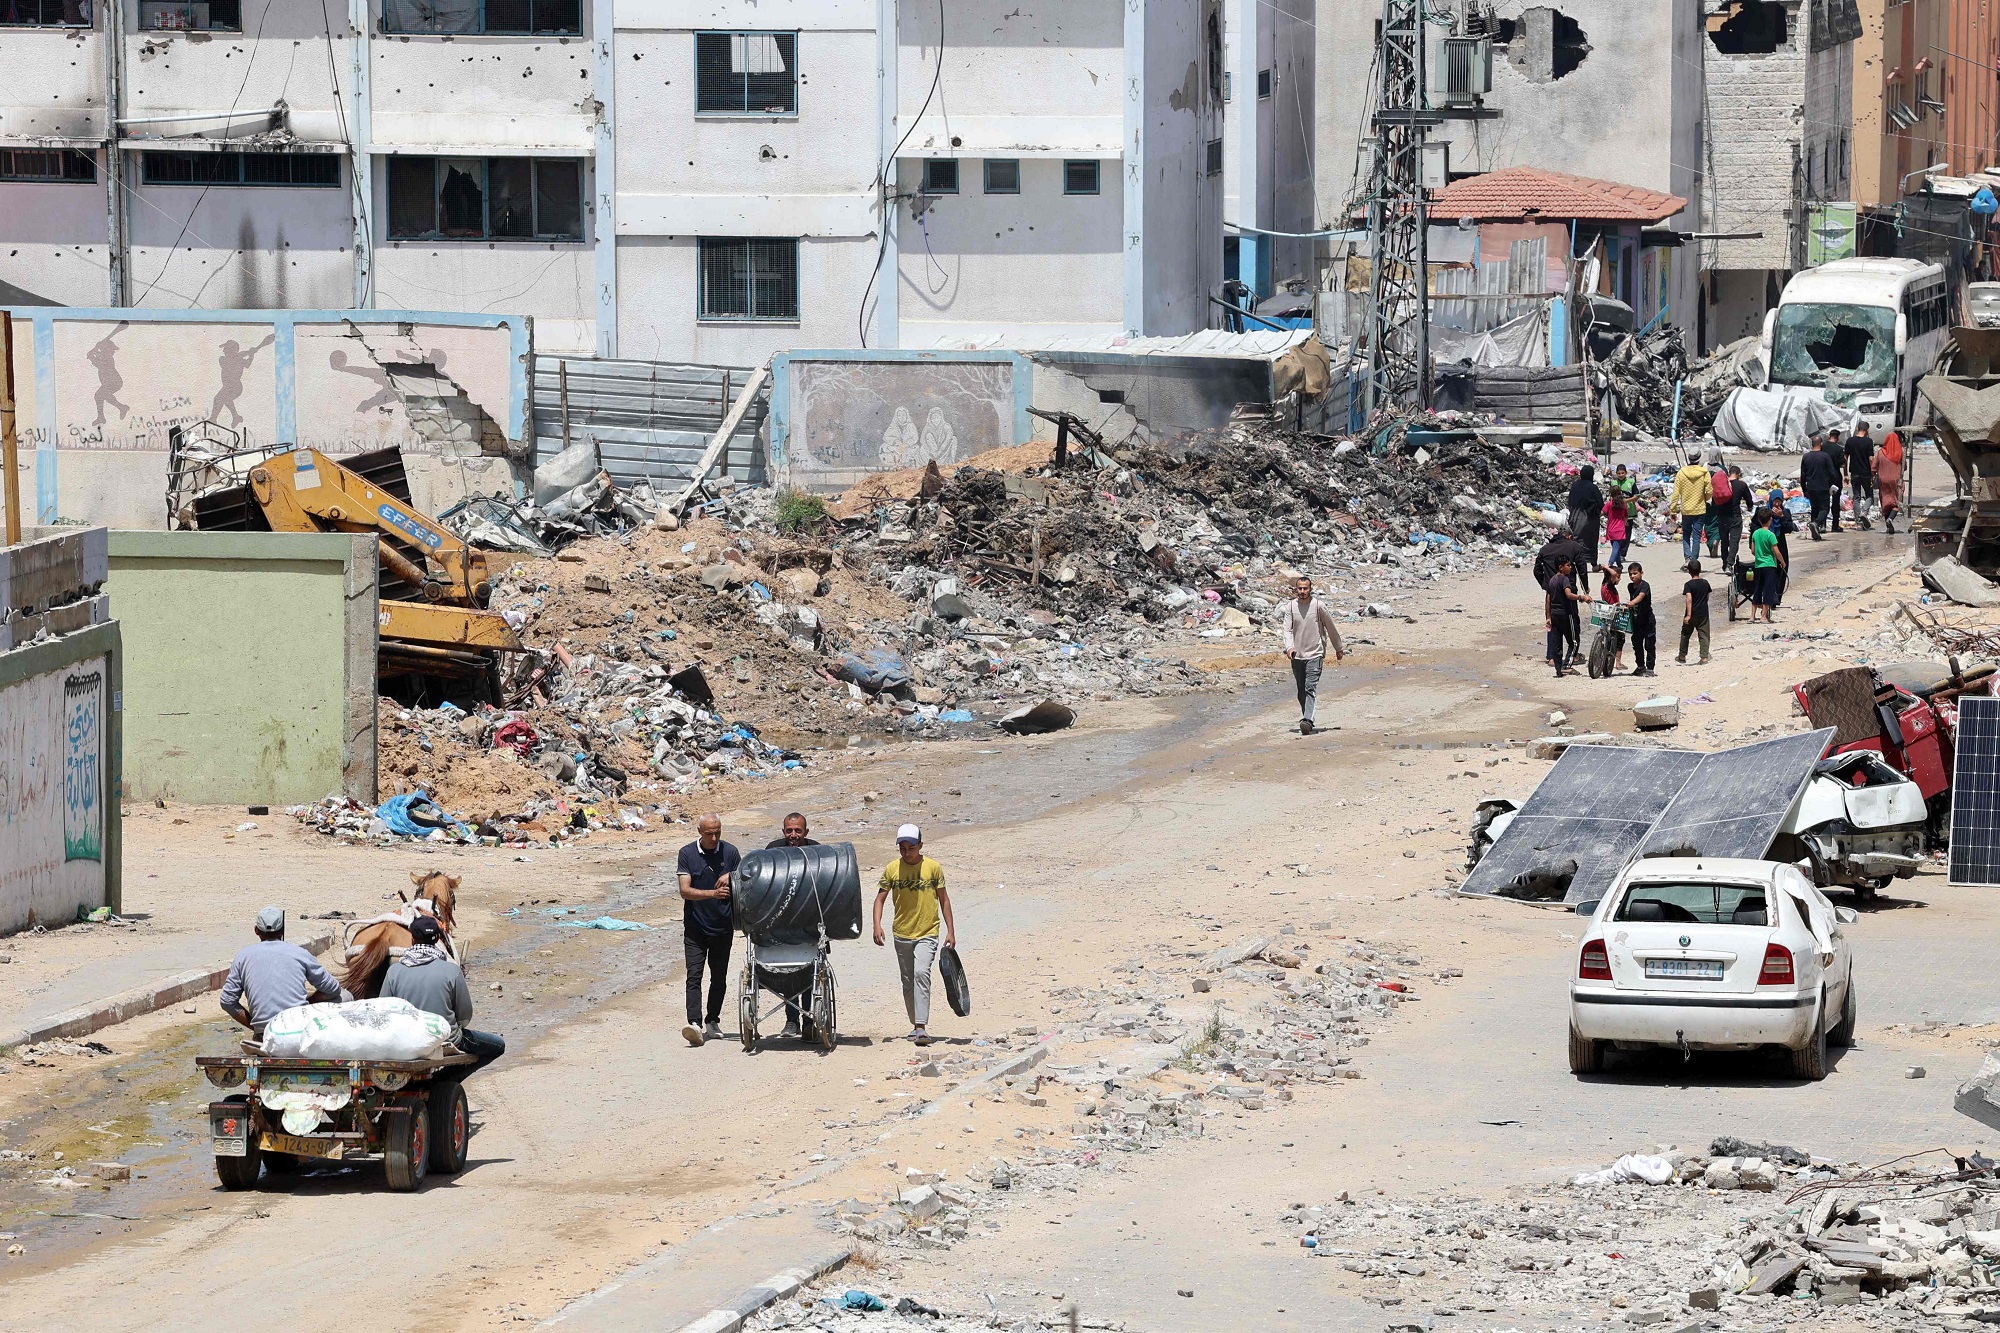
<box><xmin>210</xmin><ymin>332</ymin><xmax>277</xmax><ymax>430</ymax></box>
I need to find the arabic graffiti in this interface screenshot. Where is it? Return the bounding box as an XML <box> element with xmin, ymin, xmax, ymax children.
<box><xmin>63</xmin><ymin>670</ymin><xmax>102</xmax><ymax>863</ymax></box>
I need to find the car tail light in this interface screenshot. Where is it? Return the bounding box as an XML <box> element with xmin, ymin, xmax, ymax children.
<box><xmin>1578</xmin><ymin>940</ymin><xmax>1612</xmax><ymax>980</ymax></box>
<box><xmin>1759</xmin><ymin>943</ymin><xmax>1795</xmax><ymax>986</ymax></box>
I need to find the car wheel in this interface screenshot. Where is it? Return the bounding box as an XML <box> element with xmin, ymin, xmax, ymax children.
<box><xmin>1828</xmin><ymin>976</ymin><xmax>1857</xmax><ymax>1048</ymax></box>
<box><xmin>1568</xmin><ymin>1023</ymin><xmax>1604</xmax><ymax>1076</ymax></box>
<box><xmin>1789</xmin><ymin>994</ymin><xmax>1830</xmax><ymax>1081</ymax></box>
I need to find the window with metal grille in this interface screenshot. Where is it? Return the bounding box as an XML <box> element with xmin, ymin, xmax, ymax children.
<box><xmin>386</xmin><ymin>156</ymin><xmax>583</xmax><ymax>239</ymax></box>
<box><xmin>138</xmin><ymin>0</ymin><xmax>240</xmax><ymax>31</ymax></box>
<box><xmin>694</xmin><ymin>31</ymin><xmax>797</xmax><ymax>114</ymax></box>
<box><xmin>922</xmin><ymin>159</ymin><xmax>958</xmax><ymax>195</ymax></box>
<box><xmin>0</xmin><ymin>148</ymin><xmax>95</xmax><ymax>181</ymax></box>
<box><xmin>1063</xmin><ymin>159</ymin><xmax>1099</xmax><ymax>195</ymax></box>
<box><xmin>983</xmin><ymin>159</ymin><xmax>1019</xmax><ymax>194</ymax></box>
<box><xmin>1205</xmin><ymin>138</ymin><xmax>1223</xmax><ymax>176</ymax></box>
<box><xmin>0</xmin><ymin>0</ymin><xmax>89</xmax><ymax>26</ymax></box>
<box><xmin>141</xmin><ymin>151</ymin><xmax>339</xmax><ymax>187</ymax></box>
<box><xmin>697</xmin><ymin>238</ymin><xmax>798</xmax><ymax>321</ymax></box>
<box><xmin>381</xmin><ymin>0</ymin><xmax>580</xmax><ymax>35</ymax></box>
<box><xmin>1257</xmin><ymin>67</ymin><xmax>1272</xmax><ymax>98</ymax></box>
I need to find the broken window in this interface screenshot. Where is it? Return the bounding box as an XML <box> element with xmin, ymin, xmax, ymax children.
<box><xmin>1707</xmin><ymin>1</ymin><xmax>1788</xmax><ymax>55</ymax></box>
<box><xmin>1503</xmin><ymin>7</ymin><xmax>1590</xmax><ymax>84</ymax></box>
<box><xmin>694</xmin><ymin>31</ymin><xmax>798</xmax><ymax>114</ymax></box>
<box><xmin>139</xmin><ymin>0</ymin><xmax>238</xmax><ymax>30</ymax></box>
<box><xmin>0</xmin><ymin>0</ymin><xmax>90</xmax><ymax>26</ymax></box>
<box><xmin>1769</xmin><ymin>303</ymin><xmax>1897</xmax><ymax>390</ymax></box>
<box><xmin>386</xmin><ymin>155</ymin><xmax>584</xmax><ymax>241</ymax></box>
<box><xmin>381</xmin><ymin>0</ymin><xmax>578</xmax><ymax>35</ymax></box>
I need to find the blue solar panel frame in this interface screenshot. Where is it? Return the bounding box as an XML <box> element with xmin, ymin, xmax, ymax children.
<box><xmin>1950</xmin><ymin>696</ymin><xmax>2000</xmax><ymax>886</ymax></box>
<box><xmin>1459</xmin><ymin>745</ymin><xmax>1704</xmax><ymax>905</ymax></box>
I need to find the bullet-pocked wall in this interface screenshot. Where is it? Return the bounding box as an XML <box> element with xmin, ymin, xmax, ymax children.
<box><xmin>611</xmin><ymin>0</ymin><xmax>880</xmax><ymax>363</ymax></box>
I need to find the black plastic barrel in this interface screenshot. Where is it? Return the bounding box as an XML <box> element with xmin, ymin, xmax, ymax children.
<box><xmin>734</xmin><ymin>843</ymin><xmax>864</xmax><ymax>943</ymax></box>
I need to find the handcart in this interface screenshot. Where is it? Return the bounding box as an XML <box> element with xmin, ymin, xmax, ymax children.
<box><xmin>733</xmin><ymin>842</ymin><xmax>863</xmax><ymax>1054</ymax></box>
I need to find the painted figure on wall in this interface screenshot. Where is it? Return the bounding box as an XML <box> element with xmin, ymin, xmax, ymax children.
<box><xmin>210</xmin><ymin>333</ymin><xmax>277</xmax><ymax>430</ymax></box>
<box><xmin>87</xmin><ymin>323</ymin><xmax>131</xmax><ymax>429</ymax></box>
<box><xmin>327</xmin><ymin>349</ymin><xmax>400</xmax><ymax>412</ymax></box>
<box><xmin>881</xmin><ymin>406</ymin><xmax>922</xmax><ymax>469</ymax></box>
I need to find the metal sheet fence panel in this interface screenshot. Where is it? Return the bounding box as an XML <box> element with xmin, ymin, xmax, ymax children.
<box><xmin>530</xmin><ymin>355</ymin><xmax>769</xmax><ymax>490</ymax></box>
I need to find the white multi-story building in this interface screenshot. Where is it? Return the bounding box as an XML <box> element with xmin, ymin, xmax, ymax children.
<box><xmin>1222</xmin><ymin>0</ymin><xmax>1314</xmax><ymax>303</ymax></box>
<box><xmin>0</xmin><ymin>0</ymin><xmax>1226</xmax><ymax>358</ymax></box>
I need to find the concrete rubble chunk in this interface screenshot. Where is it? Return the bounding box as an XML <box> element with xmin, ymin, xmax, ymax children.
<box><xmin>1632</xmin><ymin>696</ymin><xmax>1681</xmax><ymax>730</ymax></box>
<box><xmin>1205</xmin><ymin>938</ymin><xmax>1269</xmax><ymax>970</ymax></box>
<box><xmin>1954</xmin><ymin>1050</ymin><xmax>2000</xmax><ymax>1131</ymax></box>
<box><xmin>1527</xmin><ymin>732</ymin><xmax>1614</xmax><ymax>760</ymax></box>
<box><xmin>899</xmin><ymin>1184</ymin><xmax>942</xmax><ymax>1220</ymax></box>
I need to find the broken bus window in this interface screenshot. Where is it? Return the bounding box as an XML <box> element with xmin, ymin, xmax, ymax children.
<box><xmin>1768</xmin><ymin>302</ymin><xmax>1897</xmax><ymax>390</ymax></box>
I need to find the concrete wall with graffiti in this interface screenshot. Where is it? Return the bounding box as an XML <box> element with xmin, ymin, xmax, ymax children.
<box><xmin>0</xmin><ymin>629</ymin><xmax>121</xmax><ymax>935</ymax></box>
<box><xmin>766</xmin><ymin>350</ymin><xmax>1033</xmax><ymax>492</ymax></box>
<box><xmin>2</xmin><ymin>308</ymin><xmax>533</xmax><ymax>531</ymax></box>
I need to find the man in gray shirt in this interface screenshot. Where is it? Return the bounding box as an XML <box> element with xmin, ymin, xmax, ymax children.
<box><xmin>1280</xmin><ymin>575</ymin><xmax>1346</xmax><ymax>736</ymax></box>
<box><xmin>220</xmin><ymin>906</ymin><xmax>348</xmax><ymax>1034</ymax></box>
<box><xmin>380</xmin><ymin>915</ymin><xmax>505</xmax><ymax>1075</ymax></box>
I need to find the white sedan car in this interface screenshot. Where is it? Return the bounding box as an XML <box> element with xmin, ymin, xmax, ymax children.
<box><xmin>1569</xmin><ymin>857</ymin><xmax>1857</xmax><ymax>1081</ymax></box>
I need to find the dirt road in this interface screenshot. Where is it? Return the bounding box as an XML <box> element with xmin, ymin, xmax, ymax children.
<box><xmin>0</xmin><ymin>476</ymin><xmax>1969</xmax><ymax>1331</ymax></box>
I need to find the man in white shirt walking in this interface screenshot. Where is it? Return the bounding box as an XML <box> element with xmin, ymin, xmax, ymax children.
<box><xmin>1281</xmin><ymin>575</ymin><xmax>1345</xmax><ymax>735</ymax></box>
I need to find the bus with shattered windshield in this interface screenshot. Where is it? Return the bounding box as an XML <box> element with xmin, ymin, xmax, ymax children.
<box><xmin>1760</xmin><ymin>257</ymin><xmax>1950</xmax><ymax>437</ymax></box>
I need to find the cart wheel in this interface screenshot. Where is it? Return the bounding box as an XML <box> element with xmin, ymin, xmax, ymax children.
<box><xmin>813</xmin><ymin>967</ymin><xmax>838</xmax><ymax>1052</ymax></box>
<box><xmin>383</xmin><ymin>1101</ymin><xmax>430</xmax><ymax>1192</ymax></box>
<box><xmin>739</xmin><ymin>979</ymin><xmax>759</xmax><ymax>1053</ymax></box>
<box><xmin>427</xmin><ymin>1080</ymin><xmax>470</xmax><ymax>1175</ymax></box>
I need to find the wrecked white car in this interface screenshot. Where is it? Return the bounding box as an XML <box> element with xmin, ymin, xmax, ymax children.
<box><xmin>1569</xmin><ymin>858</ymin><xmax>1857</xmax><ymax>1081</ymax></box>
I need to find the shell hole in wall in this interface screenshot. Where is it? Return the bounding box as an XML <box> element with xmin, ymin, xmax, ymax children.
<box><xmin>1495</xmin><ymin>8</ymin><xmax>1591</xmax><ymax>83</ymax></box>
<box><xmin>1707</xmin><ymin>1</ymin><xmax>1789</xmax><ymax>56</ymax></box>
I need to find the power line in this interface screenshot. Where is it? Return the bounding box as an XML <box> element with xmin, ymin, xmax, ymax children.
<box><xmin>858</xmin><ymin>0</ymin><xmax>945</xmax><ymax>348</ymax></box>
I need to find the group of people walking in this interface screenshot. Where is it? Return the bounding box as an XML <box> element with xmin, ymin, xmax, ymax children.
<box><xmin>1796</xmin><ymin>422</ymin><xmax>1907</xmax><ymax>539</ymax></box>
<box><xmin>676</xmin><ymin>813</ymin><xmax>958</xmax><ymax>1048</ymax></box>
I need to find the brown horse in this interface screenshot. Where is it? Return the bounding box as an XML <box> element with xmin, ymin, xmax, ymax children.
<box><xmin>342</xmin><ymin>870</ymin><xmax>461</xmax><ymax>999</ymax></box>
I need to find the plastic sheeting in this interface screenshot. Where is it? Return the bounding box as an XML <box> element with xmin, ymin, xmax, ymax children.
<box><xmin>1431</xmin><ymin>306</ymin><xmax>1550</xmax><ymax>368</ymax></box>
<box><xmin>1712</xmin><ymin>386</ymin><xmax>1856</xmax><ymax>453</ymax></box>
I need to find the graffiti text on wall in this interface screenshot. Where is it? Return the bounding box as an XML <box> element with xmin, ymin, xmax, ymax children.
<box><xmin>63</xmin><ymin>670</ymin><xmax>102</xmax><ymax>863</ymax></box>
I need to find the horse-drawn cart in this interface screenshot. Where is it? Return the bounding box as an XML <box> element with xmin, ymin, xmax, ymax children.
<box><xmin>200</xmin><ymin>1051</ymin><xmax>475</xmax><ymax>1192</ymax></box>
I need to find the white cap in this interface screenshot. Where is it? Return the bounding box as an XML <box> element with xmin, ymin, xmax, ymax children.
<box><xmin>895</xmin><ymin>823</ymin><xmax>922</xmax><ymax>844</ymax></box>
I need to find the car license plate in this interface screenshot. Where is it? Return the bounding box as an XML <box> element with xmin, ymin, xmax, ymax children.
<box><xmin>261</xmin><ymin>1132</ymin><xmax>343</xmax><ymax>1160</ymax></box>
<box><xmin>1646</xmin><ymin>958</ymin><xmax>1724</xmax><ymax>980</ymax></box>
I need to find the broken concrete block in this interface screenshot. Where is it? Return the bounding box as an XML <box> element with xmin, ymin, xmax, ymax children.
<box><xmin>583</xmin><ymin>573</ymin><xmax>612</xmax><ymax>593</ymax></box>
<box><xmin>90</xmin><ymin>1162</ymin><xmax>130</xmax><ymax>1182</ymax></box>
<box><xmin>1527</xmin><ymin>732</ymin><xmax>1614</xmax><ymax>760</ymax></box>
<box><xmin>1737</xmin><ymin>1159</ymin><xmax>1778</xmax><ymax>1191</ymax></box>
<box><xmin>1632</xmin><ymin>696</ymin><xmax>1681</xmax><ymax>730</ymax></box>
<box><xmin>1702</xmin><ymin>1161</ymin><xmax>1741</xmax><ymax>1191</ymax></box>
<box><xmin>1218</xmin><ymin>607</ymin><xmax>1252</xmax><ymax>631</ymax></box>
<box><xmin>1816</xmin><ymin>1269</ymin><xmax>1864</xmax><ymax>1305</ymax></box>
<box><xmin>1955</xmin><ymin>1051</ymin><xmax>2000</xmax><ymax>1131</ymax></box>
<box><xmin>1685</xmin><ymin>1287</ymin><xmax>1721</xmax><ymax>1312</ymax></box>
<box><xmin>1265</xmin><ymin>948</ymin><xmax>1302</xmax><ymax>969</ymax></box>
<box><xmin>900</xmin><ymin>1184</ymin><xmax>942</xmax><ymax>1219</ymax></box>
<box><xmin>1205</xmin><ymin>937</ymin><xmax>1269</xmax><ymax>970</ymax></box>
<box><xmin>904</xmin><ymin>1167</ymin><xmax>941</xmax><ymax>1185</ymax></box>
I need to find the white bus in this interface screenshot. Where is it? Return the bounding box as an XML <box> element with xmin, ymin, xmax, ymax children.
<box><xmin>1759</xmin><ymin>257</ymin><xmax>1951</xmax><ymax>436</ymax></box>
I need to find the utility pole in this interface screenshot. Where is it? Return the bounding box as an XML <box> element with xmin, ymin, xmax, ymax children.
<box><xmin>1365</xmin><ymin>0</ymin><xmax>1430</xmax><ymax>416</ymax></box>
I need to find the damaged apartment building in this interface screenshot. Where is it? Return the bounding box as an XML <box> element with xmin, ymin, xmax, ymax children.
<box><xmin>0</xmin><ymin>0</ymin><xmax>1226</xmax><ymax>364</ymax></box>
<box><xmin>1312</xmin><ymin>0</ymin><xmax>1866</xmax><ymax>354</ymax></box>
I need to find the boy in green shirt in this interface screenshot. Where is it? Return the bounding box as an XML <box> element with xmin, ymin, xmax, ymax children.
<box><xmin>873</xmin><ymin>823</ymin><xmax>957</xmax><ymax>1046</ymax></box>
<box><xmin>1749</xmin><ymin>510</ymin><xmax>1785</xmax><ymax>625</ymax></box>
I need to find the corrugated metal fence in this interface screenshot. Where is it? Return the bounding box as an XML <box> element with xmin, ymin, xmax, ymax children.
<box><xmin>531</xmin><ymin>356</ymin><xmax>769</xmax><ymax>489</ymax></box>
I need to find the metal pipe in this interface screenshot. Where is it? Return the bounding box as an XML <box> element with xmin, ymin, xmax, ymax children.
<box><xmin>1</xmin><ymin>313</ymin><xmax>21</xmax><ymax>546</ymax></box>
<box><xmin>1226</xmin><ymin>221</ymin><xmax>1367</xmax><ymax>240</ymax></box>
<box><xmin>1205</xmin><ymin>294</ymin><xmax>1290</xmax><ymax>332</ymax></box>
<box><xmin>103</xmin><ymin>0</ymin><xmax>127</xmax><ymax>304</ymax></box>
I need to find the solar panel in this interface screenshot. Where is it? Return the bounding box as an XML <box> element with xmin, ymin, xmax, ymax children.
<box><xmin>1636</xmin><ymin>728</ymin><xmax>1835</xmax><ymax>861</ymax></box>
<box><xmin>1460</xmin><ymin>746</ymin><xmax>1703</xmax><ymax>905</ymax></box>
<box><xmin>1950</xmin><ymin>696</ymin><xmax>2000</xmax><ymax>886</ymax></box>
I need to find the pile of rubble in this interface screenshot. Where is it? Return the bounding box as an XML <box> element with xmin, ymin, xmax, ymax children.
<box><xmin>1301</xmin><ymin>1139</ymin><xmax>2000</xmax><ymax>1324</ymax></box>
<box><xmin>1595</xmin><ymin>329</ymin><xmax>1763</xmax><ymax>441</ymax></box>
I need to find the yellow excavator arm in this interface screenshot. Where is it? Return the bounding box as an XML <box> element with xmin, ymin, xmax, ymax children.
<box><xmin>244</xmin><ymin>448</ymin><xmax>522</xmax><ymax>666</ymax></box>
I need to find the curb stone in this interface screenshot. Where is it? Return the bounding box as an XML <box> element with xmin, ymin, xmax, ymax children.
<box><xmin>682</xmin><ymin>1244</ymin><xmax>854</xmax><ymax>1332</ymax></box>
<box><xmin>0</xmin><ymin>931</ymin><xmax>335</xmax><ymax>1054</ymax></box>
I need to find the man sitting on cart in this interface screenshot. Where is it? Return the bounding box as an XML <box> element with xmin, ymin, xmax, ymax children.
<box><xmin>381</xmin><ymin>915</ymin><xmax>506</xmax><ymax>1076</ymax></box>
<box><xmin>220</xmin><ymin>906</ymin><xmax>350</xmax><ymax>1036</ymax></box>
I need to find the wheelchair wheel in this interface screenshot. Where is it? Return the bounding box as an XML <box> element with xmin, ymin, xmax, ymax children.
<box><xmin>738</xmin><ymin>955</ymin><xmax>759</xmax><ymax>1053</ymax></box>
<box><xmin>812</xmin><ymin>966</ymin><xmax>838</xmax><ymax>1052</ymax></box>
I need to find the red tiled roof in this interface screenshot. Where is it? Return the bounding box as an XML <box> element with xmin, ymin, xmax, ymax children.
<box><xmin>1429</xmin><ymin>166</ymin><xmax>1688</xmax><ymax>224</ymax></box>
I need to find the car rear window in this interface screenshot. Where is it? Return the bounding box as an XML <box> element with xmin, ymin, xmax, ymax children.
<box><xmin>1613</xmin><ymin>882</ymin><xmax>1771</xmax><ymax>926</ymax></box>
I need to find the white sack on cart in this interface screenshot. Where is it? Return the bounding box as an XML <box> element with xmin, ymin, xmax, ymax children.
<box><xmin>263</xmin><ymin>997</ymin><xmax>452</xmax><ymax>1062</ymax></box>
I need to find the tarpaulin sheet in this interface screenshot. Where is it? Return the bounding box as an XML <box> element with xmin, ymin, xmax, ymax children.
<box><xmin>1713</xmin><ymin>386</ymin><xmax>1855</xmax><ymax>453</ymax></box>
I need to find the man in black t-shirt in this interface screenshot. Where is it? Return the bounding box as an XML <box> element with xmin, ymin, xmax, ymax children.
<box><xmin>1677</xmin><ymin>559</ymin><xmax>1713</xmax><ymax>665</ymax></box>
<box><xmin>1845</xmin><ymin>423</ymin><xmax>1878</xmax><ymax>530</ymax></box>
<box><xmin>763</xmin><ymin>812</ymin><xmax>821</xmax><ymax>1038</ymax></box>
<box><xmin>677</xmin><ymin>814</ymin><xmax>741</xmax><ymax>1046</ymax></box>
<box><xmin>1545</xmin><ymin>557</ymin><xmax>1580</xmax><ymax>677</ymax></box>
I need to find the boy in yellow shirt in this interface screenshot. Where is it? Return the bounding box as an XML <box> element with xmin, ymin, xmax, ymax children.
<box><xmin>872</xmin><ymin>823</ymin><xmax>957</xmax><ymax>1046</ymax></box>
